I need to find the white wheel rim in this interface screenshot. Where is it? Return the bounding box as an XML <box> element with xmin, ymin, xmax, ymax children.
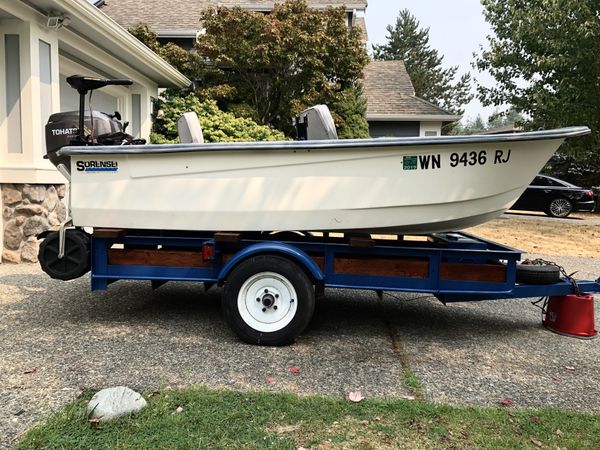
<box><xmin>550</xmin><ymin>199</ymin><xmax>571</xmax><ymax>217</ymax></box>
<box><xmin>237</xmin><ymin>271</ymin><xmax>298</xmax><ymax>333</ymax></box>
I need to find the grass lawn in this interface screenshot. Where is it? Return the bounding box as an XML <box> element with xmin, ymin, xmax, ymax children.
<box><xmin>16</xmin><ymin>387</ymin><xmax>600</xmax><ymax>449</ymax></box>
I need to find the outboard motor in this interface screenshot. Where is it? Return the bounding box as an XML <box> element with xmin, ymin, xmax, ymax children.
<box><xmin>44</xmin><ymin>74</ymin><xmax>144</xmax><ymax>173</ymax></box>
<box><xmin>39</xmin><ymin>74</ymin><xmax>144</xmax><ymax>282</ymax></box>
<box><xmin>45</xmin><ymin>110</ymin><xmax>123</xmax><ymax>170</ymax></box>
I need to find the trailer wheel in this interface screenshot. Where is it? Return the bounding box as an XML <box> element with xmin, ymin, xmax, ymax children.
<box><xmin>38</xmin><ymin>229</ymin><xmax>91</xmax><ymax>281</ymax></box>
<box><xmin>516</xmin><ymin>263</ymin><xmax>561</xmax><ymax>284</ymax></box>
<box><xmin>223</xmin><ymin>255</ymin><xmax>315</xmax><ymax>346</ymax></box>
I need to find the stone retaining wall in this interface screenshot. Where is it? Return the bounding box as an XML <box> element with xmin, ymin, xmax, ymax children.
<box><xmin>2</xmin><ymin>184</ymin><xmax>67</xmax><ymax>263</ymax></box>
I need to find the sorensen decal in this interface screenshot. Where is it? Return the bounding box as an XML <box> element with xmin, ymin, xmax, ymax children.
<box><xmin>76</xmin><ymin>160</ymin><xmax>119</xmax><ymax>172</ymax></box>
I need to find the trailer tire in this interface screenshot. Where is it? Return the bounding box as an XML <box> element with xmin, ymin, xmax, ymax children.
<box><xmin>38</xmin><ymin>229</ymin><xmax>91</xmax><ymax>281</ymax></box>
<box><xmin>223</xmin><ymin>255</ymin><xmax>315</xmax><ymax>346</ymax></box>
<box><xmin>516</xmin><ymin>263</ymin><xmax>561</xmax><ymax>285</ymax></box>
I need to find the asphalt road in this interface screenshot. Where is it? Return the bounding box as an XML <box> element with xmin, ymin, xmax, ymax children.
<box><xmin>1</xmin><ymin>249</ymin><xmax>599</xmax><ymax>447</ymax></box>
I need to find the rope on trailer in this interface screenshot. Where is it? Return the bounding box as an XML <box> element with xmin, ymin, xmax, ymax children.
<box><xmin>521</xmin><ymin>258</ymin><xmax>582</xmax><ymax>296</ymax></box>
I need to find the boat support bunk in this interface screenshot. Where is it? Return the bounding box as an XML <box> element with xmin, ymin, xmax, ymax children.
<box><xmin>47</xmin><ymin>228</ymin><xmax>599</xmax><ymax>345</ymax></box>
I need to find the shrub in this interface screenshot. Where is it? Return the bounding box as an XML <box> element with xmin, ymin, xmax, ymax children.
<box><xmin>151</xmin><ymin>95</ymin><xmax>286</xmax><ymax>143</ymax></box>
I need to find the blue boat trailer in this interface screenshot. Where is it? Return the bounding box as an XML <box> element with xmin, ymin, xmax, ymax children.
<box><xmin>85</xmin><ymin>229</ymin><xmax>600</xmax><ymax>345</ymax></box>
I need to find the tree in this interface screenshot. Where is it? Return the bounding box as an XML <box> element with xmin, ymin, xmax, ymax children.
<box><xmin>196</xmin><ymin>0</ymin><xmax>370</xmax><ymax>137</ymax></box>
<box><xmin>450</xmin><ymin>115</ymin><xmax>487</xmax><ymax>135</ymax></box>
<box><xmin>474</xmin><ymin>0</ymin><xmax>600</xmax><ymax>185</ymax></box>
<box><xmin>373</xmin><ymin>9</ymin><xmax>472</xmax><ymax>114</ymax></box>
<box><xmin>327</xmin><ymin>82</ymin><xmax>370</xmax><ymax>139</ymax></box>
<box><xmin>130</xmin><ymin>24</ymin><xmax>287</xmax><ymax>142</ymax></box>
<box><xmin>451</xmin><ymin>108</ymin><xmax>525</xmax><ymax>136</ymax></box>
<box><xmin>129</xmin><ymin>24</ymin><xmax>207</xmax><ymax>81</ymax></box>
<box><xmin>487</xmin><ymin>108</ymin><xmax>524</xmax><ymax>130</ymax></box>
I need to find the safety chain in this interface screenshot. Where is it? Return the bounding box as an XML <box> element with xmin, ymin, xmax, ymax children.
<box><xmin>521</xmin><ymin>258</ymin><xmax>582</xmax><ymax>296</ymax></box>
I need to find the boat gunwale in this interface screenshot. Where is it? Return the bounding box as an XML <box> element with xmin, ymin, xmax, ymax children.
<box><xmin>57</xmin><ymin>126</ymin><xmax>590</xmax><ymax>156</ymax></box>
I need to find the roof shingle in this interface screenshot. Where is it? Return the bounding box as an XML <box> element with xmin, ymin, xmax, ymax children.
<box><xmin>354</xmin><ymin>16</ymin><xmax>367</xmax><ymax>41</ymax></box>
<box><xmin>363</xmin><ymin>60</ymin><xmax>455</xmax><ymax>118</ymax></box>
<box><xmin>99</xmin><ymin>0</ymin><xmax>367</xmax><ymax>32</ymax></box>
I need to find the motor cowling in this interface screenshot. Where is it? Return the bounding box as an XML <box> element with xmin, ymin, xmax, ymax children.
<box><xmin>45</xmin><ymin>110</ymin><xmax>122</xmax><ymax>170</ymax></box>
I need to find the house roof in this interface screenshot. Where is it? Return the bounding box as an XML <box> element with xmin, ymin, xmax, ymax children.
<box><xmin>99</xmin><ymin>0</ymin><xmax>367</xmax><ymax>32</ymax></box>
<box><xmin>364</xmin><ymin>60</ymin><xmax>461</xmax><ymax>122</ymax></box>
<box><xmin>354</xmin><ymin>16</ymin><xmax>367</xmax><ymax>41</ymax></box>
<box><xmin>10</xmin><ymin>0</ymin><xmax>189</xmax><ymax>87</ymax></box>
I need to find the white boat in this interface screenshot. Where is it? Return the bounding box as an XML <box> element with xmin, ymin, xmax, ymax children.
<box><xmin>55</xmin><ymin>126</ymin><xmax>589</xmax><ymax>234</ymax></box>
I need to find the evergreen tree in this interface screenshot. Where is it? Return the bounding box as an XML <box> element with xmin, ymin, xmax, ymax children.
<box><xmin>487</xmin><ymin>108</ymin><xmax>524</xmax><ymax>129</ymax></box>
<box><xmin>450</xmin><ymin>115</ymin><xmax>487</xmax><ymax>135</ymax></box>
<box><xmin>373</xmin><ymin>9</ymin><xmax>472</xmax><ymax>114</ymax></box>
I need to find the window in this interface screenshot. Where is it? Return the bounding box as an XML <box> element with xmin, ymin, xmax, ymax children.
<box><xmin>546</xmin><ymin>177</ymin><xmax>567</xmax><ymax>187</ymax></box>
<box><xmin>39</xmin><ymin>40</ymin><xmax>53</xmax><ymax>147</ymax></box>
<box><xmin>131</xmin><ymin>93</ymin><xmax>141</xmax><ymax>138</ymax></box>
<box><xmin>532</xmin><ymin>176</ymin><xmax>562</xmax><ymax>187</ymax></box>
<box><xmin>5</xmin><ymin>34</ymin><xmax>22</xmax><ymax>154</ymax></box>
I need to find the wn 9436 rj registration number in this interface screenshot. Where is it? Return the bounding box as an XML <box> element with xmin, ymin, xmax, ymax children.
<box><xmin>449</xmin><ymin>149</ymin><xmax>511</xmax><ymax>167</ymax></box>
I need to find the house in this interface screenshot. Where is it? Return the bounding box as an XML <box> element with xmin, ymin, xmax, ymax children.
<box><xmin>0</xmin><ymin>0</ymin><xmax>189</xmax><ymax>263</ymax></box>
<box><xmin>98</xmin><ymin>0</ymin><xmax>369</xmax><ymax>50</ymax></box>
<box><xmin>100</xmin><ymin>1</ymin><xmax>459</xmax><ymax>137</ymax></box>
<box><xmin>364</xmin><ymin>60</ymin><xmax>461</xmax><ymax>137</ymax></box>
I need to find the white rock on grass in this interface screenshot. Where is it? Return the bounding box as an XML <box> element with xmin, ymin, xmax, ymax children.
<box><xmin>87</xmin><ymin>386</ymin><xmax>147</xmax><ymax>421</ymax></box>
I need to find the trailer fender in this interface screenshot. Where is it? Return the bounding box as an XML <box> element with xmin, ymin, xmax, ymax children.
<box><xmin>218</xmin><ymin>242</ymin><xmax>324</xmax><ymax>283</ymax></box>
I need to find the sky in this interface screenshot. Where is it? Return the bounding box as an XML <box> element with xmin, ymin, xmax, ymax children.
<box><xmin>365</xmin><ymin>0</ymin><xmax>497</xmax><ymax>123</ymax></box>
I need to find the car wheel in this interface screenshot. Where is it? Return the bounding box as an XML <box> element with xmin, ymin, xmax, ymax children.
<box><xmin>222</xmin><ymin>255</ymin><xmax>315</xmax><ymax>346</ymax></box>
<box><xmin>546</xmin><ymin>198</ymin><xmax>572</xmax><ymax>218</ymax></box>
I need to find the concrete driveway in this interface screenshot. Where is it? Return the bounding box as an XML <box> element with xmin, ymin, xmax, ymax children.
<box><xmin>1</xmin><ymin>253</ymin><xmax>599</xmax><ymax>448</ymax></box>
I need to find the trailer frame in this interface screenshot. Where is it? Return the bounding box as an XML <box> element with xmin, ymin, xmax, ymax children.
<box><xmin>89</xmin><ymin>229</ymin><xmax>600</xmax><ymax>299</ymax></box>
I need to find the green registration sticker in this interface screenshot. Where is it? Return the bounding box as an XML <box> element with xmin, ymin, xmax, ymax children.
<box><xmin>403</xmin><ymin>155</ymin><xmax>417</xmax><ymax>170</ymax></box>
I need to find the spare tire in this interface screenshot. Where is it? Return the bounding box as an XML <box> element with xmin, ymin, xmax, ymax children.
<box><xmin>38</xmin><ymin>229</ymin><xmax>91</xmax><ymax>280</ymax></box>
<box><xmin>516</xmin><ymin>263</ymin><xmax>561</xmax><ymax>285</ymax></box>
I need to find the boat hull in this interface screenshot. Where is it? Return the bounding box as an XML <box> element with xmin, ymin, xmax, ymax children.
<box><xmin>63</xmin><ymin>131</ymin><xmax>577</xmax><ymax>234</ymax></box>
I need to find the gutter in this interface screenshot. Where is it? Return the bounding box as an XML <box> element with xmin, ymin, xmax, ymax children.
<box><xmin>52</xmin><ymin>0</ymin><xmax>190</xmax><ymax>88</ymax></box>
<box><xmin>219</xmin><ymin>2</ymin><xmax>367</xmax><ymax>11</ymax></box>
<box><xmin>367</xmin><ymin>114</ymin><xmax>463</xmax><ymax>122</ymax></box>
<box><xmin>155</xmin><ymin>30</ymin><xmax>200</xmax><ymax>39</ymax></box>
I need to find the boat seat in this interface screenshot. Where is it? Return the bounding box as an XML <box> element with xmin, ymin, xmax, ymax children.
<box><xmin>298</xmin><ymin>105</ymin><xmax>338</xmax><ymax>140</ymax></box>
<box><xmin>177</xmin><ymin>112</ymin><xmax>204</xmax><ymax>144</ymax></box>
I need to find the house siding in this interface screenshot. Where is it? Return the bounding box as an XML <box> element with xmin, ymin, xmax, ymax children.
<box><xmin>0</xmin><ymin>0</ymin><xmax>187</xmax><ymax>264</ymax></box>
<box><xmin>368</xmin><ymin>121</ymin><xmax>420</xmax><ymax>138</ymax></box>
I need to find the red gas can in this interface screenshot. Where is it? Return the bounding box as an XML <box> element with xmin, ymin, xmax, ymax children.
<box><xmin>544</xmin><ymin>294</ymin><xmax>598</xmax><ymax>339</ymax></box>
